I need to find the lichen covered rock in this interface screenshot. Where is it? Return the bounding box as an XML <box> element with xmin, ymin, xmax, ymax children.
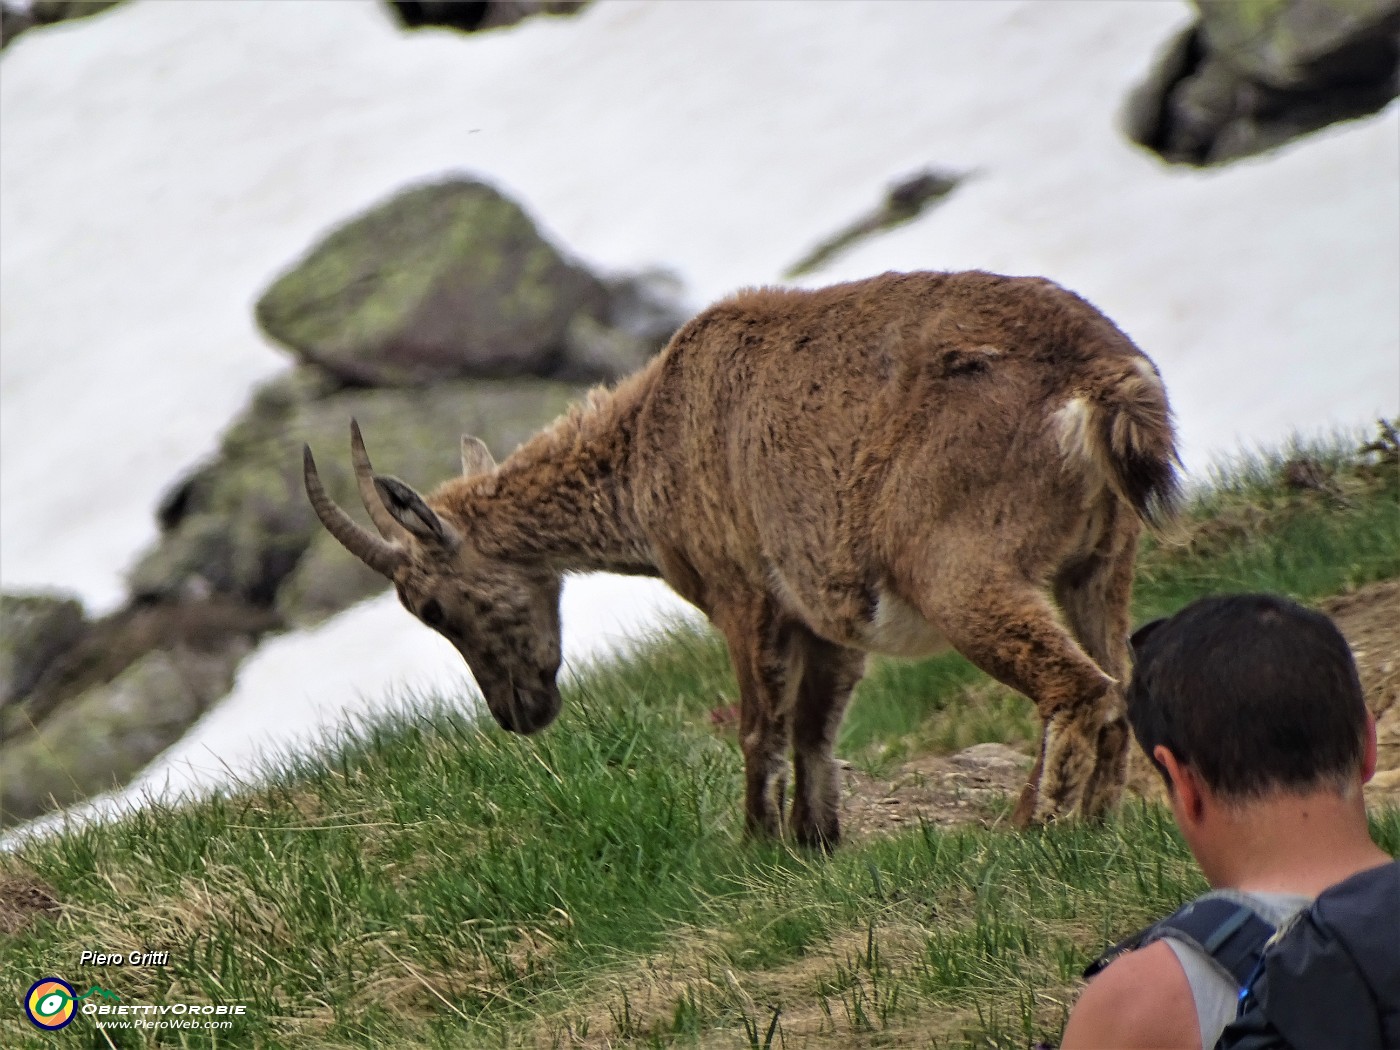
<box><xmin>256</xmin><ymin>179</ymin><xmax>613</xmax><ymax>385</ymax></box>
<box><xmin>0</xmin><ymin>643</ymin><xmax>246</xmax><ymax>825</ymax></box>
<box><xmin>0</xmin><ymin>591</ymin><xmax>87</xmax><ymax>720</ymax></box>
<box><xmin>128</xmin><ymin>369</ymin><xmax>584</xmax><ymax>624</ymax></box>
<box><xmin>1126</xmin><ymin>0</ymin><xmax>1399</xmax><ymax>165</ymax></box>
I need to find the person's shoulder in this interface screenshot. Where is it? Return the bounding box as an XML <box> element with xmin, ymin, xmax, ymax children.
<box><xmin>1061</xmin><ymin>939</ymin><xmax>1200</xmax><ymax>1050</ymax></box>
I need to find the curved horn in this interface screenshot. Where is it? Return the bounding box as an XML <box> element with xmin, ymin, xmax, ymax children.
<box><xmin>303</xmin><ymin>445</ymin><xmax>404</xmax><ymax>578</ymax></box>
<box><xmin>350</xmin><ymin>419</ymin><xmax>410</xmax><ymax>543</ymax></box>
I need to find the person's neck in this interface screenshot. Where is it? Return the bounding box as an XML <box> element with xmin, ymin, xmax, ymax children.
<box><xmin>1198</xmin><ymin>788</ymin><xmax>1391</xmax><ymax>897</ymax></box>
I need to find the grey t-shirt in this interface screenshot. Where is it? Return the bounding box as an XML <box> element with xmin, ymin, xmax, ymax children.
<box><xmin>1162</xmin><ymin>889</ymin><xmax>1313</xmax><ymax>1050</ymax></box>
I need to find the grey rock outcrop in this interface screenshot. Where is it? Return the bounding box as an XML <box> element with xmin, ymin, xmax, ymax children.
<box><xmin>1</xmin><ymin>596</ymin><xmax>276</xmax><ymax>743</ymax></box>
<box><xmin>1126</xmin><ymin>0</ymin><xmax>1399</xmax><ymax>165</ymax></box>
<box><xmin>0</xmin><ymin>641</ymin><xmax>248</xmax><ymax>824</ymax></box>
<box><xmin>129</xmin><ymin>368</ymin><xmax>585</xmax><ymax>626</ymax></box>
<box><xmin>0</xmin><ymin>592</ymin><xmax>87</xmax><ymax>733</ymax></box>
<box><xmin>786</xmin><ymin>170</ymin><xmax>965</xmax><ymax>279</ymax></box>
<box><xmin>257</xmin><ymin>180</ymin><xmax>628</xmax><ymax>386</ymax></box>
<box><xmin>0</xmin><ymin>0</ymin><xmax>124</xmax><ymax>50</ymax></box>
<box><xmin>385</xmin><ymin>1</ymin><xmax>587</xmax><ymax>34</ymax></box>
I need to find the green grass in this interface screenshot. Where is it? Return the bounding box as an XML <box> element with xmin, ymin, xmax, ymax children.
<box><xmin>2</xmin><ymin>425</ymin><xmax>1397</xmax><ymax>1048</ymax></box>
<box><xmin>1133</xmin><ymin>425</ymin><xmax>1400</xmax><ymax>618</ymax></box>
<box><xmin>3</xmin><ymin>693</ymin><xmax>1396</xmax><ymax>1049</ymax></box>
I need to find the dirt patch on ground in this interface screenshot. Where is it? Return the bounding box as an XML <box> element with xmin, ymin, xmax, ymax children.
<box><xmin>0</xmin><ymin>867</ymin><xmax>60</xmax><ymax>936</ymax></box>
<box><xmin>1323</xmin><ymin>578</ymin><xmax>1400</xmax><ymax>804</ymax></box>
<box><xmin>840</xmin><ymin>743</ymin><xmax>1030</xmax><ymax>840</ymax></box>
<box><xmin>835</xmin><ymin>577</ymin><xmax>1400</xmax><ymax>834</ymax></box>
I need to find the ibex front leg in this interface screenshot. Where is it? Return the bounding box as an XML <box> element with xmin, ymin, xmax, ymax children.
<box><xmin>717</xmin><ymin>599</ymin><xmax>801</xmax><ymax>840</ymax></box>
<box><xmin>918</xmin><ymin>574</ymin><xmax>1118</xmax><ymax>825</ymax></box>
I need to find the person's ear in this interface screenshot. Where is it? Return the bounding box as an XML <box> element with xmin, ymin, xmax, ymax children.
<box><xmin>1154</xmin><ymin>745</ymin><xmax>1205</xmax><ymax>824</ymax></box>
<box><xmin>1362</xmin><ymin>712</ymin><xmax>1378</xmax><ymax>785</ymax></box>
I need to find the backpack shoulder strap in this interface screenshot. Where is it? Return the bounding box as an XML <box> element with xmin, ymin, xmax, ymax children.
<box><xmin>1084</xmin><ymin>893</ymin><xmax>1276</xmax><ymax>988</ymax></box>
<box><xmin>1309</xmin><ymin>858</ymin><xmax>1400</xmax><ymax>986</ymax></box>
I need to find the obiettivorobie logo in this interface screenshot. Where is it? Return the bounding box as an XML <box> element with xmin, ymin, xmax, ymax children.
<box><xmin>24</xmin><ymin>977</ymin><xmax>120</xmax><ymax>1030</ymax></box>
<box><xmin>22</xmin><ymin>974</ymin><xmax>248</xmax><ymax>1033</ymax></box>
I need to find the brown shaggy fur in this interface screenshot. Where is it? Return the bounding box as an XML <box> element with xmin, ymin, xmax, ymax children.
<box><xmin>305</xmin><ymin>270</ymin><xmax>1180</xmax><ymax>848</ymax></box>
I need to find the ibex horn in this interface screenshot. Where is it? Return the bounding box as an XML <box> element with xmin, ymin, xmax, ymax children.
<box><xmin>350</xmin><ymin>419</ymin><xmax>411</xmax><ymax>543</ymax></box>
<box><xmin>303</xmin><ymin>445</ymin><xmax>404</xmax><ymax>578</ymax></box>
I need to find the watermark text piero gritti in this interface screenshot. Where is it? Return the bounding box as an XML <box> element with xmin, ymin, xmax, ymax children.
<box><xmin>80</xmin><ymin>950</ymin><xmax>170</xmax><ymax>966</ymax></box>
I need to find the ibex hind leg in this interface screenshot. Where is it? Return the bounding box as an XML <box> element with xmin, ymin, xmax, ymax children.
<box><xmin>919</xmin><ymin>576</ymin><xmax>1118</xmax><ymax>826</ymax></box>
<box><xmin>790</xmin><ymin>633</ymin><xmax>865</xmax><ymax>851</ymax></box>
<box><xmin>1053</xmin><ymin>518</ymin><xmax>1141</xmax><ymax>817</ymax></box>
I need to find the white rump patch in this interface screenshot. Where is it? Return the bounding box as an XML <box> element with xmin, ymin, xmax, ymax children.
<box><xmin>1131</xmin><ymin>355</ymin><xmax>1163</xmax><ymax>386</ymax></box>
<box><xmin>1052</xmin><ymin>395</ymin><xmax>1094</xmax><ymax>462</ymax></box>
<box><xmin>1052</xmin><ymin>394</ymin><xmax>1113</xmax><ymax>505</ymax></box>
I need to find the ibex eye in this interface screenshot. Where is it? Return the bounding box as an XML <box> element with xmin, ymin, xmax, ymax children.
<box><xmin>420</xmin><ymin>599</ymin><xmax>445</xmax><ymax>627</ymax></box>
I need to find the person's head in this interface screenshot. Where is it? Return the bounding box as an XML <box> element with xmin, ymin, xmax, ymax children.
<box><xmin>1127</xmin><ymin>593</ymin><xmax>1372</xmax><ymax>805</ymax></box>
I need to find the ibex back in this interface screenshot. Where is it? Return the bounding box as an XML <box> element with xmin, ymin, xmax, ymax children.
<box><xmin>305</xmin><ymin>270</ymin><xmax>1180</xmax><ymax>848</ymax></box>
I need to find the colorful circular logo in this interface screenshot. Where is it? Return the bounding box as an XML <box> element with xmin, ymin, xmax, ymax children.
<box><xmin>25</xmin><ymin>977</ymin><xmax>77</xmax><ymax>1030</ymax></box>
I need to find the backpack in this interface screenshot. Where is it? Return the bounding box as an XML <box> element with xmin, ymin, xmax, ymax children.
<box><xmin>1084</xmin><ymin>860</ymin><xmax>1400</xmax><ymax>1050</ymax></box>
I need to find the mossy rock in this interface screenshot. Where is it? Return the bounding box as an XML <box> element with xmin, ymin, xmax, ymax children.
<box><xmin>256</xmin><ymin>179</ymin><xmax>611</xmax><ymax>385</ymax></box>
<box><xmin>0</xmin><ymin>591</ymin><xmax>87</xmax><ymax>715</ymax></box>
<box><xmin>1128</xmin><ymin>0</ymin><xmax>1399</xmax><ymax>164</ymax></box>
<box><xmin>128</xmin><ymin>371</ymin><xmax>585</xmax><ymax>624</ymax></box>
<box><xmin>0</xmin><ymin>644</ymin><xmax>245</xmax><ymax>826</ymax></box>
<box><xmin>2</xmin><ymin>598</ymin><xmax>277</xmax><ymax>746</ymax></box>
<box><xmin>1195</xmin><ymin>0</ymin><xmax>1400</xmax><ymax>88</ymax></box>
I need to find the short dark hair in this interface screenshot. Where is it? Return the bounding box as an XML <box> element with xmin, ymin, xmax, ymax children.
<box><xmin>1127</xmin><ymin>593</ymin><xmax>1367</xmax><ymax>801</ymax></box>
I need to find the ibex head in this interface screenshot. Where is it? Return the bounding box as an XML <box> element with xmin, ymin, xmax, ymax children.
<box><xmin>303</xmin><ymin>421</ymin><xmax>563</xmax><ymax>734</ymax></box>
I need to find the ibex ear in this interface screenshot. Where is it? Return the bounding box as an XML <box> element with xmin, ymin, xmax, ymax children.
<box><xmin>461</xmin><ymin>436</ymin><xmax>496</xmax><ymax>477</ymax></box>
<box><xmin>373</xmin><ymin>476</ymin><xmax>460</xmax><ymax>548</ymax></box>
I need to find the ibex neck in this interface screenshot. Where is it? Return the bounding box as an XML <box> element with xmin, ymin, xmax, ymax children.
<box><xmin>447</xmin><ymin>378</ymin><xmax>656</xmax><ymax>576</ymax></box>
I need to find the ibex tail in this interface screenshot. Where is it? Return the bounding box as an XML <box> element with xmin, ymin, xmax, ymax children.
<box><xmin>1054</xmin><ymin>359</ymin><xmax>1182</xmax><ymax>531</ymax></box>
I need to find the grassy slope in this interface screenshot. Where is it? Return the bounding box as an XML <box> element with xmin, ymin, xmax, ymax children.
<box><xmin>2</xmin><ymin>427</ymin><xmax>1397</xmax><ymax>1049</ymax></box>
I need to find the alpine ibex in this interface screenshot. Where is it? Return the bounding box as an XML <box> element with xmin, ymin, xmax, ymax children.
<box><xmin>304</xmin><ymin>270</ymin><xmax>1179</xmax><ymax>847</ymax></box>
